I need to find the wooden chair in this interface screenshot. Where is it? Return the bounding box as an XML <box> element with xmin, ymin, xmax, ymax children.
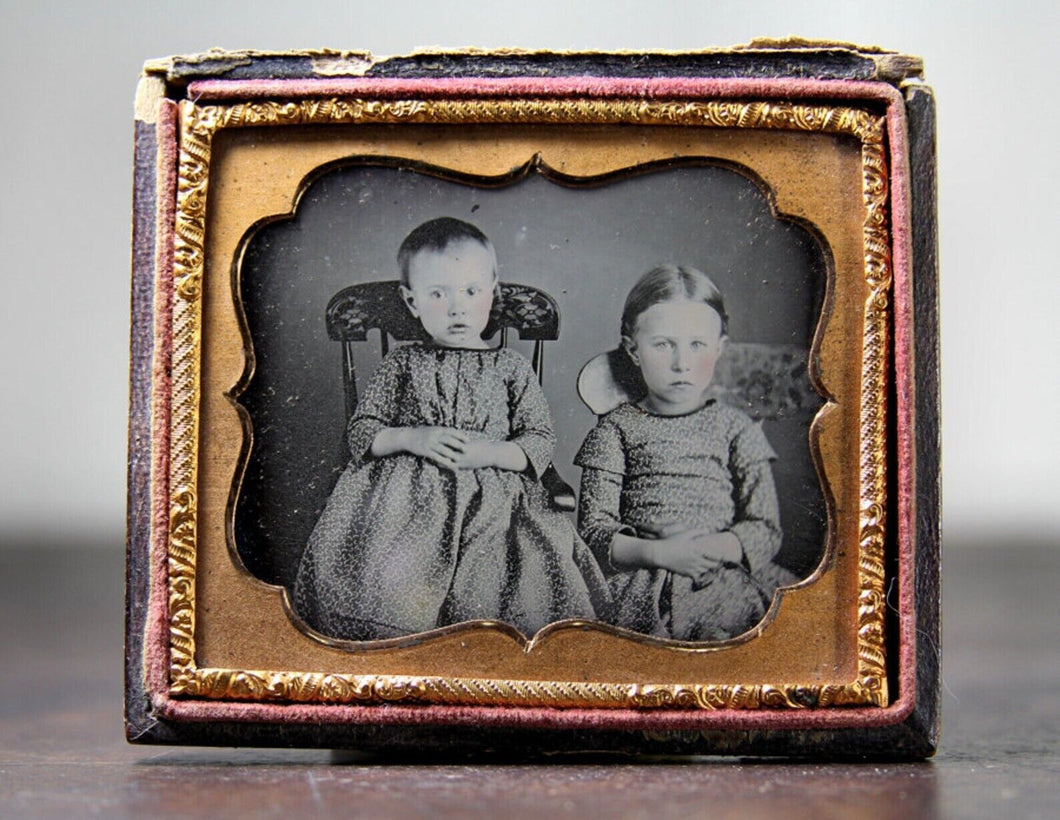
<box><xmin>325</xmin><ymin>280</ymin><xmax>576</xmax><ymax>510</ymax></box>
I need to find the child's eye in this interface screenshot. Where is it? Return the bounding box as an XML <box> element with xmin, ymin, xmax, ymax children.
<box><xmin>691</xmin><ymin>340</ymin><xmax>706</xmax><ymax>350</ymax></box>
<box><xmin>653</xmin><ymin>340</ymin><xmax>671</xmax><ymax>349</ymax></box>
<box><xmin>428</xmin><ymin>290</ymin><xmax>444</xmax><ymax>299</ymax></box>
<box><xmin>467</xmin><ymin>285</ymin><xmax>480</xmax><ymax>296</ymax></box>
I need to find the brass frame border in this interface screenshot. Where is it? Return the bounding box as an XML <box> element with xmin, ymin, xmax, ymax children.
<box><xmin>167</xmin><ymin>97</ymin><xmax>890</xmax><ymax>710</ymax></box>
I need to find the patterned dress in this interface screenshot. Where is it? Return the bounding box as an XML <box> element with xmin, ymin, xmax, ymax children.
<box><xmin>294</xmin><ymin>345</ymin><xmax>610</xmax><ymax>641</ymax></box>
<box><xmin>575</xmin><ymin>400</ymin><xmax>793</xmax><ymax>641</ymax></box>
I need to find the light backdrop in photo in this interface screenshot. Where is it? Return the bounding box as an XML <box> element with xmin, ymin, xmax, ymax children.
<box><xmin>235</xmin><ymin>160</ymin><xmax>827</xmax><ymax>589</ymax></box>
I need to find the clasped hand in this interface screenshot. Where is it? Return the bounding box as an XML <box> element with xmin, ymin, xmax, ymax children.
<box><xmin>404</xmin><ymin>427</ymin><xmax>498</xmax><ymax>470</ymax></box>
<box><xmin>638</xmin><ymin>519</ymin><xmax>742</xmax><ymax>579</ymax></box>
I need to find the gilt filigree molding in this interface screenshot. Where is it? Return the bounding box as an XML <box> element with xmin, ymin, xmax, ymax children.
<box><xmin>168</xmin><ymin>96</ymin><xmax>890</xmax><ymax>709</ymax></box>
<box><xmin>173</xmin><ymin>668</ymin><xmax>880</xmax><ymax>710</ymax></box>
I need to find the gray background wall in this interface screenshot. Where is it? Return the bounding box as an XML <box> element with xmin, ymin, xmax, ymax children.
<box><xmin>2</xmin><ymin>1</ymin><xmax>1056</xmax><ymax>548</ymax></box>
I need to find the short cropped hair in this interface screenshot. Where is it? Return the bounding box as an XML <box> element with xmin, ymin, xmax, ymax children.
<box><xmin>397</xmin><ymin>217</ymin><xmax>496</xmax><ymax>286</ymax></box>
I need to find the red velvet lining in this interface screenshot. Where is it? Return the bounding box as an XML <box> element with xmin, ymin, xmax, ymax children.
<box><xmin>186</xmin><ymin>75</ymin><xmax>901</xmax><ymax>105</ymax></box>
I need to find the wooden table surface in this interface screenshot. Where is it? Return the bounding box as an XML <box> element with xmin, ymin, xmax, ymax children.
<box><xmin>1</xmin><ymin>537</ymin><xmax>1057</xmax><ymax>819</ymax></box>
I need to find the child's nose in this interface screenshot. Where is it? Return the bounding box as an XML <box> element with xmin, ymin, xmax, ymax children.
<box><xmin>672</xmin><ymin>347</ymin><xmax>690</xmax><ymax>371</ymax></box>
<box><xmin>448</xmin><ymin>295</ymin><xmax>467</xmax><ymax>315</ymax></box>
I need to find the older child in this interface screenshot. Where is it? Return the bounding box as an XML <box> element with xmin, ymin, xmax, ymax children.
<box><xmin>294</xmin><ymin>217</ymin><xmax>609</xmax><ymax>641</ymax></box>
<box><xmin>576</xmin><ymin>265</ymin><xmax>791</xmax><ymax>641</ymax></box>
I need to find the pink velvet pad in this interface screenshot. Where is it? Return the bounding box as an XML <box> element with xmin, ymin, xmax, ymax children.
<box><xmin>147</xmin><ymin>76</ymin><xmax>919</xmax><ymax>733</ymax></box>
<box><xmin>145</xmin><ymin>100</ymin><xmax>178</xmax><ymax>698</ymax></box>
<box><xmin>187</xmin><ymin>75</ymin><xmax>895</xmax><ymax>103</ymax></box>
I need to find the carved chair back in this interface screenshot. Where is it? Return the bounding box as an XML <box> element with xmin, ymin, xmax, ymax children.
<box><xmin>327</xmin><ymin>281</ymin><xmax>559</xmax><ymax>419</ymax></box>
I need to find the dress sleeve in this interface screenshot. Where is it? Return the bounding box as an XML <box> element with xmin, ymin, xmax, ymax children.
<box><xmin>727</xmin><ymin>420</ymin><xmax>782</xmax><ymax>574</ymax></box>
<box><xmin>345</xmin><ymin>349</ymin><xmax>406</xmax><ymax>462</ymax></box>
<box><xmin>575</xmin><ymin>421</ymin><xmax>632</xmax><ymax>574</ymax></box>
<box><xmin>505</xmin><ymin>354</ymin><xmax>556</xmax><ymax>479</ymax></box>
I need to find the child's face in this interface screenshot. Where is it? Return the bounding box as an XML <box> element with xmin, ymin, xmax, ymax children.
<box><xmin>401</xmin><ymin>239</ymin><xmax>496</xmax><ymax>348</ymax></box>
<box><xmin>624</xmin><ymin>299</ymin><xmax>726</xmax><ymax>415</ymax></box>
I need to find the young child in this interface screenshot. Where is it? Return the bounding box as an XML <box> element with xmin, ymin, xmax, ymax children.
<box><xmin>575</xmin><ymin>265</ymin><xmax>792</xmax><ymax>642</ymax></box>
<box><xmin>294</xmin><ymin>217</ymin><xmax>609</xmax><ymax>641</ymax></box>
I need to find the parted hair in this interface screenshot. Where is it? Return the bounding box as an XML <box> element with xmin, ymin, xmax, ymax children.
<box><xmin>620</xmin><ymin>264</ymin><xmax>729</xmax><ymax>340</ymax></box>
<box><xmin>397</xmin><ymin>217</ymin><xmax>497</xmax><ymax>286</ymax></box>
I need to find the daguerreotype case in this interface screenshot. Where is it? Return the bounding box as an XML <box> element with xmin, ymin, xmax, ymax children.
<box><xmin>126</xmin><ymin>43</ymin><xmax>940</xmax><ymax>757</ymax></box>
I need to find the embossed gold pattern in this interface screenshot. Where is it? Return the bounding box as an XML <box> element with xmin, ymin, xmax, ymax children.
<box><xmin>168</xmin><ymin>96</ymin><xmax>891</xmax><ymax>710</ymax></box>
<box><xmin>172</xmin><ymin>671</ymin><xmax>878</xmax><ymax>709</ymax></box>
